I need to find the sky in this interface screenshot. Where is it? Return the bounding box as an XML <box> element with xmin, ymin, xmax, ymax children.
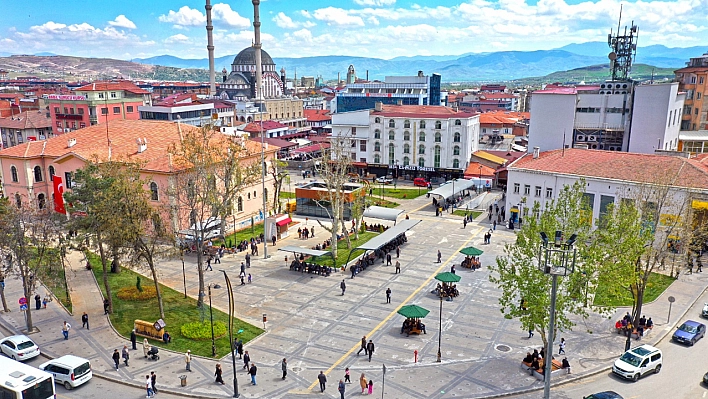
<box><xmin>0</xmin><ymin>0</ymin><xmax>706</xmax><ymax>61</ymax></box>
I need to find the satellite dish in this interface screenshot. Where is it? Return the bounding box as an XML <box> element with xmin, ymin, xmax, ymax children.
<box><xmin>608</xmin><ymin>52</ymin><xmax>617</xmax><ymax>61</ymax></box>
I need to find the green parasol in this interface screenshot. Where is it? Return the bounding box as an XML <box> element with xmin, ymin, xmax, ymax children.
<box><xmin>397</xmin><ymin>305</ymin><xmax>430</xmax><ymax>319</ymax></box>
<box><xmin>435</xmin><ymin>272</ymin><xmax>462</xmax><ymax>283</ymax></box>
<box><xmin>459</xmin><ymin>246</ymin><xmax>484</xmax><ymax>256</ymax></box>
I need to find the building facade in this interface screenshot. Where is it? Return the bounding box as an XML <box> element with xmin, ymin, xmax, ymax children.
<box><xmin>138</xmin><ymin>94</ymin><xmax>235</xmax><ymax>127</ymax></box>
<box><xmin>0</xmin><ymin>110</ymin><xmax>53</xmax><ymax>149</ymax></box>
<box><xmin>674</xmin><ymin>52</ymin><xmax>708</xmax><ymax>132</ymax></box>
<box><xmin>334</xmin><ymin>72</ymin><xmax>442</xmax><ymax>113</ymax></box>
<box><xmin>219</xmin><ymin>47</ymin><xmax>283</xmax><ymax>101</ymax></box>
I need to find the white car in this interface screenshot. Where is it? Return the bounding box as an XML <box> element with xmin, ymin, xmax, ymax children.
<box><xmin>701</xmin><ymin>302</ymin><xmax>708</xmax><ymax>318</ymax></box>
<box><xmin>39</xmin><ymin>355</ymin><xmax>92</xmax><ymax>390</ymax></box>
<box><xmin>612</xmin><ymin>344</ymin><xmax>662</xmax><ymax>382</ymax></box>
<box><xmin>376</xmin><ymin>176</ymin><xmax>393</xmax><ymax>184</ymax></box>
<box><xmin>0</xmin><ymin>334</ymin><xmax>40</xmax><ymax>361</ymax></box>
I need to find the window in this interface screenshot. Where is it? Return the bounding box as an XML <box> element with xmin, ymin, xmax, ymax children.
<box><xmin>699</xmin><ymin>92</ymin><xmax>703</xmax><ymax>99</ymax></box>
<box><xmin>418</xmin><ymin>144</ymin><xmax>425</xmax><ymax>154</ymax></box>
<box><xmin>126</xmin><ymin>106</ymin><xmax>134</xmax><ymax>113</ymax></box>
<box><xmin>513</xmin><ymin>183</ymin><xmax>520</xmax><ymax>194</ymax></box>
<box><xmin>113</xmin><ymin>106</ymin><xmax>120</xmax><ymax>114</ymax></box>
<box><xmin>454</xmin><ymin>119</ymin><xmax>461</xmax><ymax>126</ymax></box>
<box><xmin>419</xmin><ymin>132</ymin><xmax>425</xmax><ymax>141</ymax></box>
<box><xmin>389</xmin><ymin>130</ymin><xmax>395</xmax><ymax>140</ymax></box>
<box><xmin>247</xmin><ymin>192</ymin><xmax>251</xmax><ymax>200</ymax></box>
<box><xmin>454</xmin><ymin>132</ymin><xmax>461</xmax><ymax>142</ymax></box>
<box><xmin>453</xmin><ymin>146</ymin><xmax>460</xmax><ymax>156</ymax></box>
<box><xmin>435</xmin><ymin>132</ymin><xmax>441</xmax><ymax>142</ymax></box>
<box><xmin>150</xmin><ymin>182</ymin><xmax>159</xmax><ymax>201</ymax></box>
<box><xmin>418</xmin><ymin>157</ymin><xmax>425</xmax><ymax>167</ymax></box>
<box><xmin>524</xmin><ymin>185</ymin><xmax>530</xmax><ymax>195</ymax></box>
<box><xmin>403</xmin><ymin>131</ymin><xmax>410</xmax><ymax>141</ymax></box>
<box><xmin>534</xmin><ymin>186</ymin><xmax>541</xmax><ymax>197</ymax></box>
<box><xmin>404</xmin><ymin>120</ymin><xmax>410</xmax><ymax>128</ymax></box>
<box><xmin>78</xmin><ymin>108</ymin><xmax>84</xmax><ymax>115</ymax></box>
<box><xmin>237</xmin><ymin>196</ymin><xmax>243</xmax><ymax>212</ymax></box>
<box><xmin>34</xmin><ymin>166</ymin><xmax>43</xmax><ymax>182</ymax></box>
<box><xmin>374</xmin><ymin>129</ymin><xmax>380</xmax><ymax>139</ymax></box>
<box><xmin>701</xmin><ymin>77</ymin><xmax>705</xmax><ymax>85</ymax></box>
<box><xmin>54</xmin><ymin>107</ymin><xmax>60</xmax><ymax>114</ymax></box>
<box><xmin>351</xmin><ymin>140</ymin><xmax>356</xmax><ymax>148</ymax></box>
<box><xmin>101</xmin><ymin>108</ymin><xmax>108</xmax><ymax>115</ymax></box>
<box><xmin>388</xmin><ymin>145</ymin><xmax>395</xmax><ymax>165</ymax></box>
<box><xmin>420</xmin><ymin>120</ymin><xmax>426</xmax><ymax>129</ymax></box>
<box><xmin>110</xmin><ymin>92</ymin><xmax>117</xmax><ymax>98</ymax></box>
<box><xmin>64</xmin><ymin>107</ymin><xmax>68</xmax><ymax>114</ymax></box>
<box><xmin>546</xmin><ymin>187</ymin><xmax>553</xmax><ymax>198</ymax></box>
<box><xmin>374</xmin><ymin>154</ymin><xmax>381</xmax><ymax>163</ymax></box>
<box><xmin>403</xmin><ymin>144</ymin><xmax>410</xmax><ymax>154</ymax></box>
<box><xmin>359</xmin><ymin>140</ymin><xmax>366</xmax><ymax>151</ymax></box>
<box><xmin>388</xmin><ymin>119</ymin><xmax>395</xmax><ymax>128</ymax></box>
<box><xmin>37</xmin><ymin>193</ymin><xmax>46</xmax><ymax>210</ymax></box>
<box><xmin>16</xmin><ymin>132</ymin><xmax>23</xmax><ymax>144</ymax></box>
<box><xmin>452</xmin><ymin>159</ymin><xmax>460</xmax><ymax>168</ymax></box>
<box><xmin>15</xmin><ymin>193</ymin><xmax>21</xmax><ymax>208</ymax></box>
<box><xmin>599</xmin><ymin>195</ymin><xmax>615</xmax><ymax>225</ymax></box>
<box><xmin>374</xmin><ymin>142</ymin><xmax>381</xmax><ymax>152</ymax></box>
<box><xmin>10</xmin><ymin>166</ymin><xmax>18</xmax><ymax>182</ymax></box>
<box><xmin>435</xmin><ymin>121</ymin><xmax>442</xmax><ymax>129</ymax></box>
<box><xmin>403</xmin><ymin>156</ymin><xmax>409</xmax><ymax>166</ymax></box>
<box><xmin>434</xmin><ymin>146</ymin><xmax>441</xmax><ymax>168</ymax></box>
<box><xmin>253</xmin><ymin>190</ymin><xmax>257</xmax><ymax>198</ymax></box>
<box><xmin>375</xmin><ymin>117</ymin><xmax>381</xmax><ymax>123</ymax></box>
<box><xmin>65</xmin><ymin>172</ymin><xmax>72</xmax><ymax>189</ymax></box>
<box><xmin>48</xmin><ymin>166</ymin><xmax>55</xmax><ymax>180</ymax></box>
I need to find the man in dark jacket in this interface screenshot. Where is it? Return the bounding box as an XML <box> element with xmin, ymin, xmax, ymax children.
<box><xmin>357</xmin><ymin>336</ymin><xmax>367</xmax><ymax>356</ymax></box>
<box><xmin>130</xmin><ymin>329</ymin><xmax>137</xmax><ymax>350</ymax></box>
<box><xmin>366</xmin><ymin>340</ymin><xmax>375</xmax><ymax>362</ymax></box>
<box><xmin>243</xmin><ymin>351</ymin><xmax>251</xmax><ymax>370</ymax></box>
<box><xmin>318</xmin><ymin>371</ymin><xmax>327</xmax><ymax>392</ymax></box>
<box><xmin>340</xmin><ymin>280</ymin><xmax>346</xmax><ymax>296</ymax></box>
<box><xmin>249</xmin><ymin>363</ymin><xmax>257</xmax><ymax>385</ymax></box>
<box><xmin>112</xmin><ymin>349</ymin><xmax>120</xmax><ymax>370</ymax></box>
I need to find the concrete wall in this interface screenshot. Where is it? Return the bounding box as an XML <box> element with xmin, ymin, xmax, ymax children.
<box><xmin>528</xmin><ymin>93</ymin><xmax>576</xmax><ymax>152</ymax></box>
<box><xmin>629</xmin><ymin>82</ymin><xmax>685</xmax><ymax>154</ymax></box>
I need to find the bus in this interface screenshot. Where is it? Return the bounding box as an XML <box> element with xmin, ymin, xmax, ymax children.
<box><xmin>0</xmin><ymin>356</ymin><xmax>55</xmax><ymax>399</ymax></box>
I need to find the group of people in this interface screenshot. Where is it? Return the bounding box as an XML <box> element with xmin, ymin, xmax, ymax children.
<box><xmin>289</xmin><ymin>259</ymin><xmax>334</xmax><ymax>276</ymax></box>
<box><xmin>400</xmin><ymin>318</ymin><xmax>427</xmax><ymax>336</ymax></box>
<box><xmin>522</xmin><ymin>348</ymin><xmax>572</xmax><ymax>376</ymax></box>
<box><xmin>615</xmin><ymin>313</ymin><xmax>653</xmax><ymax>338</ymax></box>
<box><xmin>461</xmin><ymin>256</ymin><xmax>481</xmax><ymax>270</ymax></box>
<box><xmin>432</xmin><ymin>282</ymin><xmax>459</xmax><ymax>299</ymax></box>
<box><xmin>297</xmin><ymin>226</ymin><xmax>314</xmax><ymax>239</ymax></box>
<box><xmin>311</xmin><ymin>238</ymin><xmax>333</xmax><ymax>251</ymax></box>
<box><xmin>363</xmin><ymin>222</ymin><xmax>389</xmax><ymax>233</ymax></box>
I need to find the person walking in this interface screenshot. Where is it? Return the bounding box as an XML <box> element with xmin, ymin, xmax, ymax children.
<box><xmin>451</xmin><ymin>264</ymin><xmax>456</xmax><ymax>274</ymax></box>
<box><xmin>311</xmin><ymin>226</ymin><xmax>315</xmax><ymax>237</ymax></box>
<box><xmin>437</xmin><ymin>250</ymin><xmax>442</xmax><ymax>263</ymax></box>
<box><xmin>122</xmin><ymin>345</ymin><xmax>130</xmax><ymax>367</ymax></box>
<box><xmin>340</xmin><ymin>279</ymin><xmax>346</xmax><ymax>296</ymax></box>
<box><xmin>493</xmin><ymin>220</ymin><xmax>497</xmax><ymax>230</ymax></box>
<box><xmin>385</xmin><ymin>288</ymin><xmax>391</xmax><ymax>304</ymax></box>
<box><xmin>395</xmin><ymin>260</ymin><xmax>401</xmax><ymax>274</ymax></box>
<box><xmin>205</xmin><ymin>256</ymin><xmax>213</xmax><ymax>271</ymax></box>
<box><xmin>214</xmin><ymin>250</ymin><xmax>221</xmax><ymax>264</ymax></box>
<box><xmin>366</xmin><ymin>340</ymin><xmax>375</xmax><ymax>362</ymax></box>
<box><xmin>245</xmin><ymin>253</ymin><xmax>251</xmax><ymax>268</ymax></box>
<box><xmin>463</xmin><ymin>218</ymin><xmax>467</xmax><ymax>229</ymax></box>
<box><xmin>145</xmin><ymin>375</ymin><xmax>154</xmax><ymax>398</ymax></box>
<box><xmin>150</xmin><ymin>371</ymin><xmax>158</xmax><ymax>394</ymax></box>
<box><xmin>386</xmin><ymin>253</ymin><xmax>392</xmax><ymax>266</ymax></box>
<box><xmin>344</xmin><ymin>367</ymin><xmax>351</xmax><ymax>383</ymax></box>
<box><xmin>185</xmin><ymin>350</ymin><xmax>192</xmax><ymax>372</ymax></box>
<box><xmin>35</xmin><ymin>294</ymin><xmax>41</xmax><ymax>310</ymax></box>
<box><xmin>338</xmin><ymin>379</ymin><xmax>346</xmax><ymax>399</ymax></box>
<box><xmin>249</xmin><ymin>363</ymin><xmax>257</xmax><ymax>385</ymax></box>
<box><xmin>242</xmin><ymin>351</ymin><xmax>251</xmax><ymax>370</ymax></box>
<box><xmin>359</xmin><ymin>373</ymin><xmax>367</xmax><ymax>394</ymax></box>
<box><xmin>130</xmin><ymin>329</ymin><xmax>137</xmax><ymax>350</ymax></box>
<box><xmin>240</xmin><ymin>271</ymin><xmax>246</xmax><ymax>286</ymax></box>
<box><xmin>396</xmin><ymin>246</ymin><xmax>400</xmax><ymax>258</ymax></box>
<box><xmin>112</xmin><ymin>349</ymin><xmax>120</xmax><ymax>370</ymax></box>
<box><xmin>235</xmin><ymin>339</ymin><xmax>243</xmax><ymax>359</ymax></box>
<box><xmin>559</xmin><ymin>337</ymin><xmax>566</xmax><ymax>355</ymax></box>
<box><xmin>82</xmin><ymin>312</ymin><xmax>89</xmax><ymax>329</ymax></box>
<box><xmin>61</xmin><ymin>321</ymin><xmax>71</xmax><ymax>340</ymax></box>
<box><xmin>357</xmin><ymin>336</ymin><xmax>367</xmax><ymax>356</ymax></box>
<box><xmin>214</xmin><ymin>364</ymin><xmax>225</xmax><ymax>385</ymax></box>
<box><xmin>318</xmin><ymin>371</ymin><xmax>327</xmax><ymax>392</ymax></box>
<box><xmin>528</xmin><ymin>329</ymin><xmax>534</xmax><ymax>339</ymax></box>
<box><xmin>143</xmin><ymin>338</ymin><xmax>150</xmax><ymax>358</ymax></box>
<box><xmin>281</xmin><ymin>358</ymin><xmax>287</xmax><ymax>380</ymax></box>
<box><xmin>367</xmin><ymin>379</ymin><xmax>374</xmax><ymax>395</ymax></box>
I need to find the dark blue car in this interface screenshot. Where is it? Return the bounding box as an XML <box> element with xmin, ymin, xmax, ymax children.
<box><xmin>672</xmin><ymin>320</ymin><xmax>706</xmax><ymax>346</ymax></box>
<box><xmin>583</xmin><ymin>392</ymin><xmax>624</xmax><ymax>399</ymax></box>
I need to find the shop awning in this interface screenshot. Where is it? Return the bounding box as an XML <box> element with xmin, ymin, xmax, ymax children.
<box><xmin>355</xmin><ymin>219</ymin><xmax>420</xmax><ymax>251</ymax></box>
<box><xmin>278</xmin><ymin>246</ymin><xmax>330</xmax><ymax>257</ymax></box>
<box><xmin>276</xmin><ymin>217</ymin><xmax>292</xmax><ymax>227</ymax></box>
<box><xmin>428</xmin><ymin>179</ymin><xmax>476</xmax><ymax>200</ymax></box>
<box><xmin>363</xmin><ymin>206</ymin><xmax>404</xmax><ymax>222</ymax></box>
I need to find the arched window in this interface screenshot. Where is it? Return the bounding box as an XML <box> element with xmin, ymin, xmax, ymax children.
<box><xmin>150</xmin><ymin>182</ymin><xmax>159</xmax><ymax>201</ymax></box>
<box><xmin>10</xmin><ymin>166</ymin><xmax>18</xmax><ymax>183</ymax></box>
<box><xmin>33</xmin><ymin>166</ymin><xmax>43</xmax><ymax>182</ymax></box>
<box><xmin>419</xmin><ymin>132</ymin><xmax>425</xmax><ymax>141</ymax></box>
<box><xmin>48</xmin><ymin>166</ymin><xmax>55</xmax><ymax>180</ymax></box>
<box><xmin>237</xmin><ymin>196</ymin><xmax>243</xmax><ymax>212</ymax></box>
<box><xmin>403</xmin><ymin>144</ymin><xmax>410</xmax><ymax>154</ymax></box>
<box><xmin>454</xmin><ymin>132</ymin><xmax>461</xmax><ymax>142</ymax></box>
<box><xmin>374</xmin><ymin>129</ymin><xmax>381</xmax><ymax>139</ymax></box>
<box><xmin>418</xmin><ymin>144</ymin><xmax>425</xmax><ymax>155</ymax></box>
<box><xmin>435</xmin><ymin>132</ymin><xmax>441</xmax><ymax>142</ymax></box>
<box><xmin>253</xmin><ymin>190</ymin><xmax>257</xmax><ymax>198</ymax></box>
<box><xmin>374</xmin><ymin>142</ymin><xmax>381</xmax><ymax>152</ymax></box>
<box><xmin>15</xmin><ymin>193</ymin><xmax>21</xmax><ymax>208</ymax></box>
<box><xmin>404</xmin><ymin>120</ymin><xmax>410</xmax><ymax>128</ymax></box>
<box><xmin>388</xmin><ymin>130</ymin><xmax>395</xmax><ymax>140</ymax></box>
<box><xmin>388</xmin><ymin>119</ymin><xmax>395</xmax><ymax>128</ymax></box>
<box><xmin>403</xmin><ymin>156</ymin><xmax>410</xmax><ymax>166</ymax></box>
<box><xmin>418</xmin><ymin>157</ymin><xmax>425</xmax><ymax>167</ymax></box>
<box><xmin>388</xmin><ymin>144</ymin><xmax>395</xmax><ymax>164</ymax></box>
<box><xmin>453</xmin><ymin>159</ymin><xmax>460</xmax><ymax>169</ymax></box>
<box><xmin>435</xmin><ymin>121</ymin><xmax>442</xmax><ymax>129</ymax></box>
<box><xmin>403</xmin><ymin>131</ymin><xmax>410</xmax><ymax>141</ymax></box>
<box><xmin>374</xmin><ymin>154</ymin><xmax>381</xmax><ymax>163</ymax></box>
<box><xmin>375</xmin><ymin>117</ymin><xmax>381</xmax><ymax>123</ymax></box>
<box><xmin>247</xmin><ymin>193</ymin><xmax>251</xmax><ymax>200</ymax></box>
<box><xmin>37</xmin><ymin>194</ymin><xmax>46</xmax><ymax>210</ymax></box>
<box><xmin>454</xmin><ymin>119</ymin><xmax>461</xmax><ymax>126</ymax></box>
<box><xmin>453</xmin><ymin>145</ymin><xmax>460</xmax><ymax>155</ymax></box>
<box><xmin>420</xmin><ymin>120</ymin><xmax>426</xmax><ymax>129</ymax></box>
<box><xmin>434</xmin><ymin>146</ymin><xmax>441</xmax><ymax>168</ymax></box>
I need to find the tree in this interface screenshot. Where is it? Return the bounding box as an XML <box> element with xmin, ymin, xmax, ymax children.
<box><xmin>488</xmin><ymin>181</ymin><xmax>600</xmax><ymax>346</ymax></box>
<box><xmin>0</xmin><ymin>198</ymin><xmax>11</xmax><ymax>312</ymax></box>
<box><xmin>269</xmin><ymin>158</ymin><xmax>289</xmax><ymax>213</ymax></box>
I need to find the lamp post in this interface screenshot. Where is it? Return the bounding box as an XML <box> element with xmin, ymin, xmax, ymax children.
<box><xmin>220</xmin><ymin>270</ymin><xmax>240</xmax><ymax>397</ymax></box>
<box><xmin>478</xmin><ymin>165</ymin><xmax>482</xmax><ymax>194</ymax></box>
<box><xmin>181</xmin><ymin>250</ymin><xmax>187</xmax><ymax>299</ymax></box>
<box><xmin>436</xmin><ymin>294</ymin><xmax>443</xmax><ymax>362</ymax></box>
<box><xmin>538</xmin><ymin>230</ymin><xmax>577</xmax><ymax>399</ymax></box>
<box><xmin>208</xmin><ymin>284</ymin><xmax>216</xmax><ymax>357</ymax></box>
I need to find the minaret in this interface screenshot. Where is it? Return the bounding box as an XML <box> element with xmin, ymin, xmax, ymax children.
<box><xmin>205</xmin><ymin>0</ymin><xmax>216</xmax><ymax>97</ymax></box>
<box><xmin>252</xmin><ymin>0</ymin><xmax>263</xmax><ymax>102</ymax></box>
<box><xmin>280</xmin><ymin>67</ymin><xmax>286</xmax><ymax>93</ymax></box>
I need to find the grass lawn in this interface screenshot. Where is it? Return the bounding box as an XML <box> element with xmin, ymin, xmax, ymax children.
<box><xmin>309</xmin><ymin>231</ymin><xmax>377</xmax><ymax>268</ymax></box>
<box><xmin>593</xmin><ymin>272</ymin><xmax>675</xmax><ymax>307</ymax></box>
<box><xmin>279</xmin><ymin>191</ymin><xmax>296</xmax><ymax>199</ymax></box>
<box><xmin>214</xmin><ymin>223</ymin><xmax>265</xmax><ymax>248</ymax></box>
<box><xmin>452</xmin><ymin>210</ymin><xmax>483</xmax><ymax>219</ymax></box>
<box><xmin>366</xmin><ymin>198</ymin><xmax>400</xmax><ymax>208</ymax></box>
<box><xmin>88</xmin><ymin>252</ymin><xmax>263</xmax><ymax>358</ymax></box>
<box><xmin>370</xmin><ymin>187</ymin><xmax>427</xmax><ymax>199</ymax></box>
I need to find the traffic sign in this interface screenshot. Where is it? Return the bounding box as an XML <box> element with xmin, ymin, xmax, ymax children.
<box><xmin>18</xmin><ymin>297</ymin><xmax>27</xmax><ymax>305</ymax></box>
<box><xmin>19</xmin><ymin>304</ymin><xmax>27</xmax><ymax>311</ymax></box>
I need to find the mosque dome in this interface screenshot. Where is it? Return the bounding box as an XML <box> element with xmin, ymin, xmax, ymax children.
<box><xmin>232</xmin><ymin>47</ymin><xmax>275</xmax><ymax>66</ymax></box>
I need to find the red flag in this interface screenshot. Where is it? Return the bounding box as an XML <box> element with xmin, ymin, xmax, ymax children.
<box><xmin>53</xmin><ymin>175</ymin><xmax>66</xmax><ymax>214</ymax></box>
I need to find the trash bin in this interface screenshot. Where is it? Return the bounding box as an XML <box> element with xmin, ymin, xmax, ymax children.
<box><xmin>179</xmin><ymin>375</ymin><xmax>187</xmax><ymax>387</ymax></box>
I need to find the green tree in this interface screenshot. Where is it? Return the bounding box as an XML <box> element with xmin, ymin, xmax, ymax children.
<box><xmin>488</xmin><ymin>180</ymin><xmax>601</xmax><ymax>346</ymax></box>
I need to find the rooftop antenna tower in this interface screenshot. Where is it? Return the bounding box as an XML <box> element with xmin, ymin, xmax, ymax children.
<box><xmin>205</xmin><ymin>0</ymin><xmax>216</xmax><ymax>97</ymax></box>
<box><xmin>607</xmin><ymin>5</ymin><xmax>638</xmax><ymax>82</ymax></box>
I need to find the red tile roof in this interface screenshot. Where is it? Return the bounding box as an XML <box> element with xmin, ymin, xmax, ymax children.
<box><xmin>243</xmin><ymin>121</ymin><xmax>289</xmax><ymax>133</ymax></box>
<box><xmin>510</xmin><ymin>148</ymin><xmax>708</xmax><ymax>189</ymax></box>
<box><xmin>0</xmin><ymin>111</ymin><xmax>52</xmax><ymax>130</ymax></box>
<box><xmin>479</xmin><ymin>111</ymin><xmax>529</xmax><ymax>125</ymax></box>
<box><xmin>303</xmin><ymin>109</ymin><xmax>331</xmax><ymax>122</ymax></box>
<box><xmin>463</xmin><ymin>162</ymin><xmax>496</xmax><ymax>178</ymax></box>
<box><xmin>74</xmin><ymin>81</ymin><xmax>149</xmax><ymax>95</ymax></box>
<box><xmin>373</xmin><ymin>104</ymin><xmax>476</xmax><ymax>119</ymax></box>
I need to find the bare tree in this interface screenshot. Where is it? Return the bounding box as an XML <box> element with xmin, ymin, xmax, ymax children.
<box><xmin>269</xmin><ymin>158</ymin><xmax>289</xmax><ymax>213</ymax></box>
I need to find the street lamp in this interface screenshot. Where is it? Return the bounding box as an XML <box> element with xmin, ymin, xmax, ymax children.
<box><xmin>181</xmin><ymin>250</ymin><xmax>187</xmax><ymax>299</ymax></box>
<box><xmin>220</xmin><ymin>270</ymin><xmax>240</xmax><ymax>398</ymax></box>
<box><xmin>538</xmin><ymin>230</ymin><xmax>577</xmax><ymax>399</ymax></box>
<box><xmin>437</xmin><ymin>294</ymin><xmax>443</xmax><ymax>362</ymax></box>
<box><xmin>208</xmin><ymin>284</ymin><xmax>216</xmax><ymax>357</ymax></box>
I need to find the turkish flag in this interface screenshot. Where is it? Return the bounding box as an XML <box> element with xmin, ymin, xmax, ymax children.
<box><xmin>53</xmin><ymin>175</ymin><xmax>66</xmax><ymax>214</ymax></box>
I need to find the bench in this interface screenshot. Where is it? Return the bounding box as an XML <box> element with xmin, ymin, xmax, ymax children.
<box><xmin>134</xmin><ymin>319</ymin><xmax>166</xmax><ymax>340</ymax></box>
<box><xmin>615</xmin><ymin>325</ymin><xmax>653</xmax><ymax>340</ymax></box>
<box><xmin>521</xmin><ymin>359</ymin><xmax>566</xmax><ymax>381</ymax></box>
<box><xmin>406</xmin><ymin>326</ymin><xmax>422</xmax><ymax>336</ymax></box>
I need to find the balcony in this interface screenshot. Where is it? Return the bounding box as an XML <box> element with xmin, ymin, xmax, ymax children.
<box><xmin>55</xmin><ymin>113</ymin><xmax>83</xmax><ymax>121</ymax></box>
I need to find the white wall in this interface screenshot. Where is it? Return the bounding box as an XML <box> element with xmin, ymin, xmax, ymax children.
<box><xmin>528</xmin><ymin>93</ymin><xmax>576</xmax><ymax>152</ymax></box>
<box><xmin>629</xmin><ymin>82</ymin><xmax>685</xmax><ymax>154</ymax></box>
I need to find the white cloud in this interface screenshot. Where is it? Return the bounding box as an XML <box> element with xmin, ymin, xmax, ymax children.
<box><xmin>273</xmin><ymin>12</ymin><xmax>298</xmax><ymax>29</ymax></box>
<box><xmin>212</xmin><ymin>3</ymin><xmax>250</xmax><ymax>28</ymax></box>
<box><xmin>353</xmin><ymin>0</ymin><xmax>396</xmax><ymax>5</ymax></box>
<box><xmin>293</xmin><ymin>29</ymin><xmax>314</xmax><ymax>43</ymax></box>
<box><xmin>108</xmin><ymin>15</ymin><xmax>137</xmax><ymax>29</ymax></box>
<box><xmin>164</xmin><ymin>34</ymin><xmax>190</xmax><ymax>43</ymax></box>
<box><xmin>313</xmin><ymin>7</ymin><xmax>365</xmax><ymax>27</ymax></box>
<box><xmin>301</xmin><ymin>10</ymin><xmax>313</xmax><ymax>18</ymax></box>
<box><xmin>159</xmin><ymin>6</ymin><xmax>204</xmax><ymax>27</ymax></box>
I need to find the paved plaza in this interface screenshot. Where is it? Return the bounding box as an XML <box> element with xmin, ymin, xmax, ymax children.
<box><xmin>0</xmin><ymin>188</ymin><xmax>706</xmax><ymax>398</ymax></box>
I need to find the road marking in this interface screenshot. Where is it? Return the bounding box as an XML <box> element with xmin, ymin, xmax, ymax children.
<box><xmin>305</xmin><ymin>226</ymin><xmax>485</xmax><ymax>391</ymax></box>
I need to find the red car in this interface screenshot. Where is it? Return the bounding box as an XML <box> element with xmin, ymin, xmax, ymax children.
<box><xmin>413</xmin><ymin>178</ymin><xmax>429</xmax><ymax>187</ymax></box>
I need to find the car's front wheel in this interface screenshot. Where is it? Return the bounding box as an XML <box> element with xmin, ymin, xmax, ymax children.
<box><xmin>632</xmin><ymin>373</ymin><xmax>640</xmax><ymax>382</ymax></box>
<box><xmin>655</xmin><ymin>365</ymin><xmax>662</xmax><ymax>374</ymax></box>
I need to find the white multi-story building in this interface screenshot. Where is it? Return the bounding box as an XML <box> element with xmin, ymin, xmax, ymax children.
<box><xmin>334</xmin><ymin>71</ymin><xmax>442</xmax><ymax>113</ymax></box>
<box><xmin>528</xmin><ymin>82</ymin><xmax>685</xmax><ymax>154</ymax></box>
<box><xmin>331</xmin><ymin>103</ymin><xmax>480</xmax><ymax>179</ymax></box>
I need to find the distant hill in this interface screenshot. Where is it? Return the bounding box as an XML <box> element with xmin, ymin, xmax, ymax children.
<box><xmin>511</xmin><ymin>63</ymin><xmax>677</xmax><ymax>86</ymax></box>
<box><xmin>555</xmin><ymin>42</ymin><xmax>704</xmax><ymax>67</ymax></box>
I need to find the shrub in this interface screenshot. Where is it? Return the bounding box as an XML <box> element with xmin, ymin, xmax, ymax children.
<box><xmin>180</xmin><ymin>321</ymin><xmax>227</xmax><ymax>340</ymax></box>
<box><xmin>136</xmin><ymin>276</ymin><xmax>143</xmax><ymax>292</ymax></box>
<box><xmin>116</xmin><ymin>286</ymin><xmax>156</xmax><ymax>301</ymax></box>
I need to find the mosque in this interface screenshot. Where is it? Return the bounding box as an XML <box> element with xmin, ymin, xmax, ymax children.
<box><xmin>219</xmin><ymin>46</ymin><xmax>284</xmax><ymax>101</ymax></box>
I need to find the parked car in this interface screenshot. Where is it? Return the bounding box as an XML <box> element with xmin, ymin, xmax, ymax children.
<box><xmin>672</xmin><ymin>320</ymin><xmax>706</xmax><ymax>346</ymax></box>
<box><xmin>0</xmin><ymin>335</ymin><xmax>40</xmax><ymax>361</ymax></box>
<box><xmin>701</xmin><ymin>302</ymin><xmax>708</xmax><ymax>318</ymax></box>
<box><xmin>583</xmin><ymin>392</ymin><xmax>624</xmax><ymax>399</ymax></box>
<box><xmin>39</xmin><ymin>355</ymin><xmax>92</xmax><ymax>390</ymax></box>
<box><xmin>703</xmin><ymin>370</ymin><xmax>708</xmax><ymax>385</ymax></box>
<box><xmin>612</xmin><ymin>344</ymin><xmax>662</xmax><ymax>382</ymax></box>
<box><xmin>375</xmin><ymin>176</ymin><xmax>393</xmax><ymax>184</ymax></box>
<box><xmin>413</xmin><ymin>178</ymin><xmax>429</xmax><ymax>187</ymax></box>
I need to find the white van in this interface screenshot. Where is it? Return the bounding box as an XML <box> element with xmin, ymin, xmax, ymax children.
<box><xmin>39</xmin><ymin>355</ymin><xmax>92</xmax><ymax>390</ymax></box>
<box><xmin>612</xmin><ymin>344</ymin><xmax>662</xmax><ymax>382</ymax></box>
